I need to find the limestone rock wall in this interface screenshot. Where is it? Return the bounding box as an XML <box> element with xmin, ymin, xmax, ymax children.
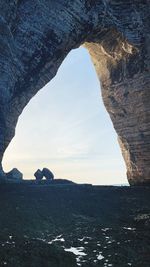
<box><xmin>0</xmin><ymin>0</ymin><xmax>149</xmax><ymax>185</ymax></box>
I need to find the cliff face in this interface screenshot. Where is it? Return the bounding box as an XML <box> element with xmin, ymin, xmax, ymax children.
<box><xmin>0</xmin><ymin>0</ymin><xmax>149</xmax><ymax>185</ymax></box>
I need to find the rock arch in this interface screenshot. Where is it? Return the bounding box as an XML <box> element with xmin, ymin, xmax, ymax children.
<box><xmin>0</xmin><ymin>0</ymin><xmax>149</xmax><ymax>185</ymax></box>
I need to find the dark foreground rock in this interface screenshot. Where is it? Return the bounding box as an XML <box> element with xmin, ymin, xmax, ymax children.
<box><xmin>0</xmin><ymin>184</ymin><xmax>149</xmax><ymax>267</ymax></box>
<box><xmin>0</xmin><ymin>238</ymin><xmax>76</xmax><ymax>267</ymax></box>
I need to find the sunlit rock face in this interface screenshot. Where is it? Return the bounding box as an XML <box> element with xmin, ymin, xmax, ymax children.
<box><xmin>0</xmin><ymin>0</ymin><xmax>149</xmax><ymax>185</ymax></box>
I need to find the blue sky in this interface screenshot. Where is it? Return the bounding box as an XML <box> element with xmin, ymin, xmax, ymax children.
<box><xmin>3</xmin><ymin>47</ymin><xmax>128</xmax><ymax>185</ymax></box>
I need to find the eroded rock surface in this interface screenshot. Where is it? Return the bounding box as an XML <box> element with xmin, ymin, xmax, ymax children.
<box><xmin>0</xmin><ymin>1</ymin><xmax>149</xmax><ymax>185</ymax></box>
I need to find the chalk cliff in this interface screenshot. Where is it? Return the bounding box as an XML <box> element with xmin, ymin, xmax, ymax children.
<box><xmin>0</xmin><ymin>1</ymin><xmax>149</xmax><ymax>185</ymax></box>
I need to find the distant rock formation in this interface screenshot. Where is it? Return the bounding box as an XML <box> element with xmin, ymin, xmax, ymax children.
<box><xmin>0</xmin><ymin>1</ymin><xmax>149</xmax><ymax>185</ymax></box>
<box><xmin>34</xmin><ymin>168</ymin><xmax>54</xmax><ymax>181</ymax></box>
<box><xmin>42</xmin><ymin>168</ymin><xmax>54</xmax><ymax>180</ymax></box>
<box><xmin>6</xmin><ymin>168</ymin><xmax>23</xmax><ymax>181</ymax></box>
<box><xmin>34</xmin><ymin>169</ymin><xmax>44</xmax><ymax>181</ymax></box>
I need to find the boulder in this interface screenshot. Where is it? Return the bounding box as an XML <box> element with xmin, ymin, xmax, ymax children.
<box><xmin>6</xmin><ymin>168</ymin><xmax>23</xmax><ymax>180</ymax></box>
<box><xmin>34</xmin><ymin>169</ymin><xmax>43</xmax><ymax>181</ymax></box>
<box><xmin>42</xmin><ymin>168</ymin><xmax>54</xmax><ymax>180</ymax></box>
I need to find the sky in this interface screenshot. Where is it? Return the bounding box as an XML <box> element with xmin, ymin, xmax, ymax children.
<box><xmin>3</xmin><ymin>47</ymin><xmax>128</xmax><ymax>185</ymax></box>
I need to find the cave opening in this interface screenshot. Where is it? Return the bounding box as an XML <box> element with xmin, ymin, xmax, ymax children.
<box><xmin>3</xmin><ymin>47</ymin><xmax>127</xmax><ymax>185</ymax></box>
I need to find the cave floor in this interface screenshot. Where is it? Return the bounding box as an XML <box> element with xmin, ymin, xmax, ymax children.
<box><xmin>0</xmin><ymin>183</ymin><xmax>149</xmax><ymax>267</ymax></box>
